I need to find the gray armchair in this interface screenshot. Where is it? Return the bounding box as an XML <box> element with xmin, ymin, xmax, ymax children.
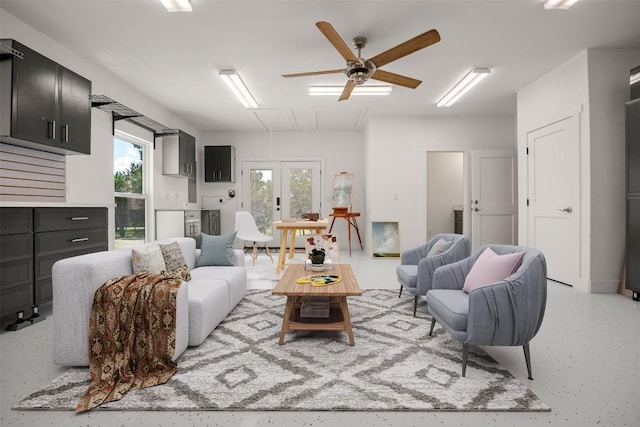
<box><xmin>425</xmin><ymin>244</ymin><xmax>547</xmax><ymax>379</ymax></box>
<box><xmin>396</xmin><ymin>233</ymin><xmax>470</xmax><ymax>316</ymax></box>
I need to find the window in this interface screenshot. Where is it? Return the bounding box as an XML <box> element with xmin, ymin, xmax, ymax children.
<box><xmin>113</xmin><ymin>132</ymin><xmax>150</xmax><ymax>249</ymax></box>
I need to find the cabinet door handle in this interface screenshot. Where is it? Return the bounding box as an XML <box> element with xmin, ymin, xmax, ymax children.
<box><xmin>62</xmin><ymin>124</ymin><xmax>69</xmax><ymax>142</ymax></box>
<box><xmin>71</xmin><ymin>237</ymin><xmax>89</xmax><ymax>243</ymax></box>
<box><xmin>71</xmin><ymin>217</ymin><xmax>89</xmax><ymax>221</ymax></box>
<box><xmin>48</xmin><ymin>120</ymin><xmax>56</xmax><ymax>140</ymax></box>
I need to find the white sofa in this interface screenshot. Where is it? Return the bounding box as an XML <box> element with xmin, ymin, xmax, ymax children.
<box><xmin>51</xmin><ymin>237</ymin><xmax>247</xmax><ymax>367</ymax></box>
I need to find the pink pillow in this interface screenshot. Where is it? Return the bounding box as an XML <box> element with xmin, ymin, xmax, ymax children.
<box><xmin>462</xmin><ymin>248</ymin><xmax>524</xmax><ymax>293</ymax></box>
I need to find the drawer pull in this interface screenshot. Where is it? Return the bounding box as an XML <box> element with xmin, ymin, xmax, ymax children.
<box><xmin>70</xmin><ymin>217</ymin><xmax>89</xmax><ymax>221</ymax></box>
<box><xmin>71</xmin><ymin>238</ymin><xmax>89</xmax><ymax>243</ymax></box>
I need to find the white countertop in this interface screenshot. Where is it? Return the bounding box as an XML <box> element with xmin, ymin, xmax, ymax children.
<box><xmin>0</xmin><ymin>202</ymin><xmax>113</xmax><ymax>208</ymax></box>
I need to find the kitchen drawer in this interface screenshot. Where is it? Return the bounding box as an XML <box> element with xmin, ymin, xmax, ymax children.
<box><xmin>0</xmin><ymin>259</ymin><xmax>33</xmax><ymax>291</ymax></box>
<box><xmin>0</xmin><ymin>208</ymin><xmax>33</xmax><ymax>235</ymax></box>
<box><xmin>34</xmin><ymin>243</ymin><xmax>107</xmax><ymax>283</ymax></box>
<box><xmin>34</xmin><ymin>207</ymin><xmax>107</xmax><ymax>232</ymax></box>
<box><xmin>0</xmin><ymin>233</ymin><xmax>33</xmax><ymax>262</ymax></box>
<box><xmin>34</xmin><ymin>227</ymin><xmax>107</xmax><ymax>256</ymax></box>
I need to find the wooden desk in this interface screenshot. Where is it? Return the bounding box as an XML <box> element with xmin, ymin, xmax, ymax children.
<box><xmin>272</xmin><ymin>264</ymin><xmax>362</xmax><ymax>345</ymax></box>
<box><xmin>328</xmin><ymin>209</ymin><xmax>363</xmax><ymax>256</ymax></box>
<box><xmin>273</xmin><ymin>219</ymin><xmax>328</xmax><ymax>273</ymax></box>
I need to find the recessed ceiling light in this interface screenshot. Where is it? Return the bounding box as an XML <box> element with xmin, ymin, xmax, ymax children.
<box><xmin>160</xmin><ymin>0</ymin><xmax>192</xmax><ymax>12</ymax></box>
<box><xmin>544</xmin><ymin>0</ymin><xmax>579</xmax><ymax>10</ymax></box>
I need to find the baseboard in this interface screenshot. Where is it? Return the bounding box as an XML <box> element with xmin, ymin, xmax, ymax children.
<box><xmin>588</xmin><ymin>279</ymin><xmax>620</xmax><ymax>294</ymax></box>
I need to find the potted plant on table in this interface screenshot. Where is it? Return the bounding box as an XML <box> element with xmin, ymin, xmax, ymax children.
<box><xmin>309</xmin><ymin>248</ymin><xmax>326</xmax><ymax>269</ymax></box>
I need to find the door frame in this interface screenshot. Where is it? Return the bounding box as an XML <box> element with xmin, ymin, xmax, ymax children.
<box><xmin>420</xmin><ymin>147</ymin><xmax>471</xmax><ymax>244</ymax></box>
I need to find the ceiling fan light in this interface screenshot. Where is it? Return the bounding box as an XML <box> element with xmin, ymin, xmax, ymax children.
<box><xmin>219</xmin><ymin>70</ymin><xmax>258</xmax><ymax>109</ymax></box>
<box><xmin>544</xmin><ymin>0</ymin><xmax>579</xmax><ymax>10</ymax></box>
<box><xmin>436</xmin><ymin>68</ymin><xmax>491</xmax><ymax>108</ymax></box>
<box><xmin>309</xmin><ymin>85</ymin><xmax>392</xmax><ymax>96</ymax></box>
<box><xmin>160</xmin><ymin>0</ymin><xmax>192</xmax><ymax>12</ymax></box>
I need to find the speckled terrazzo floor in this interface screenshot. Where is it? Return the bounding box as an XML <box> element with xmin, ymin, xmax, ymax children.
<box><xmin>2</xmin><ymin>249</ymin><xmax>639</xmax><ymax>426</ymax></box>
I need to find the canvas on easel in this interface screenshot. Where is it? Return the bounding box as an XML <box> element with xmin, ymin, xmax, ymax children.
<box><xmin>331</xmin><ymin>173</ymin><xmax>354</xmax><ymax>209</ymax></box>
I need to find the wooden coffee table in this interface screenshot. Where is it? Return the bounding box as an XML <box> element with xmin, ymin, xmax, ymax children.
<box><xmin>272</xmin><ymin>263</ymin><xmax>362</xmax><ymax>345</ymax></box>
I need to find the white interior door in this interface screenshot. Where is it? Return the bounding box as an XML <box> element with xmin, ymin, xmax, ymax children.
<box><xmin>241</xmin><ymin>160</ymin><xmax>321</xmax><ymax>247</ymax></box>
<box><xmin>527</xmin><ymin>115</ymin><xmax>580</xmax><ymax>285</ymax></box>
<box><xmin>470</xmin><ymin>150</ymin><xmax>517</xmax><ymax>252</ymax></box>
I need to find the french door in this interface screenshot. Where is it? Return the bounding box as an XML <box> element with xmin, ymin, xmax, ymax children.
<box><xmin>241</xmin><ymin>161</ymin><xmax>321</xmax><ymax>247</ymax></box>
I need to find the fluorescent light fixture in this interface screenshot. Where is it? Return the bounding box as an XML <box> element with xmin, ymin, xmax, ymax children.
<box><xmin>631</xmin><ymin>71</ymin><xmax>640</xmax><ymax>86</ymax></box>
<box><xmin>436</xmin><ymin>68</ymin><xmax>491</xmax><ymax>108</ymax></box>
<box><xmin>218</xmin><ymin>70</ymin><xmax>258</xmax><ymax>109</ymax></box>
<box><xmin>160</xmin><ymin>0</ymin><xmax>192</xmax><ymax>12</ymax></box>
<box><xmin>308</xmin><ymin>85</ymin><xmax>392</xmax><ymax>96</ymax></box>
<box><xmin>544</xmin><ymin>0</ymin><xmax>579</xmax><ymax>10</ymax></box>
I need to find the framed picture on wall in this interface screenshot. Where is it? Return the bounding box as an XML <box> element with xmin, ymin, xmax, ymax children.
<box><xmin>331</xmin><ymin>173</ymin><xmax>354</xmax><ymax>208</ymax></box>
<box><xmin>371</xmin><ymin>221</ymin><xmax>400</xmax><ymax>257</ymax></box>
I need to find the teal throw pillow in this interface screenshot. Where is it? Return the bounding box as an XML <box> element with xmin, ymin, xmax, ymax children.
<box><xmin>196</xmin><ymin>231</ymin><xmax>237</xmax><ymax>267</ymax></box>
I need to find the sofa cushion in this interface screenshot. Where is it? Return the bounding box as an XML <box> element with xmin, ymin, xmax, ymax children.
<box><xmin>462</xmin><ymin>248</ymin><xmax>524</xmax><ymax>293</ymax></box>
<box><xmin>396</xmin><ymin>265</ymin><xmax>418</xmax><ymax>290</ymax></box>
<box><xmin>159</xmin><ymin>241</ymin><xmax>187</xmax><ymax>270</ymax></box>
<box><xmin>159</xmin><ymin>241</ymin><xmax>191</xmax><ymax>280</ymax></box>
<box><xmin>189</xmin><ymin>265</ymin><xmax>247</xmax><ymax>311</ymax></box>
<box><xmin>427</xmin><ymin>238</ymin><xmax>454</xmax><ymax>257</ymax></box>
<box><xmin>426</xmin><ymin>289</ymin><xmax>469</xmax><ymax>332</ymax></box>
<box><xmin>196</xmin><ymin>231</ymin><xmax>237</xmax><ymax>267</ymax></box>
<box><xmin>131</xmin><ymin>243</ymin><xmax>166</xmax><ymax>274</ymax></box>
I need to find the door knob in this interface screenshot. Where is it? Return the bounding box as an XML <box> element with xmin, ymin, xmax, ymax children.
<box><xmin>558</xmin><ymin>207</ymin><xmax>573</xmax><ymax>213</ymax></box>
<box><xmin>473</xmin><ymin>207</ymin><xmax>482</xmax><ymax>212</ymax></box>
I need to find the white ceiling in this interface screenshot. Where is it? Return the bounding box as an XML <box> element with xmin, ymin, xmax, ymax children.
<box><xmin>2</xmin><ymin>0</ymin><xmax>639</xmax><ymax>132</ymax></box>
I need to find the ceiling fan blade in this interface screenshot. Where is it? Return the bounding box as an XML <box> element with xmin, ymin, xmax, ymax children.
<box><xmin>371</xmin><ymin>69</ymin><xmax>422</xmax><ymax>89</ymax></box>
<box><xmin>282</xmin><ymin>69</ymin><xmax>345</xmax><ymax>78</ymax></box>
<box><xmin>338</xmin><ymin>80</ymin><xmax>356</xmax><ymax>102</ymax></box>
<box><xmin>316</xmin><ymin>21</ymin><xmax>359</xmax><ymax>62</ymax></box>
<box><xmin>369</xmin><ymin>29</ymin><xmax>440</xmax><ymax>68</ymax></box>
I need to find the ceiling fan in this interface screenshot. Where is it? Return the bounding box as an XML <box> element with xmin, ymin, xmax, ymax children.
<box><xmin>282</xmin><ymin>21</ymin><xmax>441</xmax><ymax>101</ymax></box>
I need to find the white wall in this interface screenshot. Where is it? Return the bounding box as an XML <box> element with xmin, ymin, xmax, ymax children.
<box><xmin>198</xmin><ymin>131</ymin><xmax>365</xmax><ymax>246</ymax></box>
<box><xmin>365</xmin><ymin>116</ymin><xmax>516</xmax><ymax>253</ymax></box>
<box><xmin>1</xmin><ymin>10</ymin><xmax>202</xmax><ymax>246</ymax></box>
<box><xmin>517</xmin><ymin>48</ymin><xmax>640</xmax><ymax>293</ymax></box>
<box><xmin>427</xmin><ymin>152</ymin><xmax>464</xmax><ymax>239</ymax></box>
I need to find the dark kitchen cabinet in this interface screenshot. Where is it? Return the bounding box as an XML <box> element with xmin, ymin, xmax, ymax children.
<box><xmin>0</xmin><ymin>39</ymin><xmax>91</xmax><ymax>155</ymax></box>
<box><xmin>626</xmin><ymin>65</ymin><xmax>640</xmax><ymax>300</ymax></box>
<box><xmin>162</xmin><ymin>130</ymin><xmax>196</xmax><ymax>179</ymax></box>
<box><xmin>33</xmin><ymin>207</ymin><xmax>107</xmax><ymax>305</ymax></box>
<box><xmin>0</xmin><ymin>208</ymin><xmax>34</xmax><ymax>327</ymax></box>
<box><xmin>205</xmin><ymin>145</ymin><xmax>235</xmax><ymax>182</ymax></box>
<box><xmin>0</xmin><ymin>207</ymin><xmax>107</xmax><ymax>327</ymax></box>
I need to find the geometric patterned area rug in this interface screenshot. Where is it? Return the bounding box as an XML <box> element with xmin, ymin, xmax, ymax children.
<box><xmin>13</xmin><ymin>289</ymin><xmax>550</xmax><ymax>412</ymax></box>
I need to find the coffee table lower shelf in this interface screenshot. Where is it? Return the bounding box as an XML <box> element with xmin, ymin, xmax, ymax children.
<box><xmin>278</xmin><ymin>296</ymin><xmax>355</xmax><ymax>345</ymax></box>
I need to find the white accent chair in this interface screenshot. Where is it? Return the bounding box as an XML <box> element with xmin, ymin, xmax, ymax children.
<box><xmin>235</xmin><ymin>211</ymin><xmax>273</xmax><ymax>266</ymax></box>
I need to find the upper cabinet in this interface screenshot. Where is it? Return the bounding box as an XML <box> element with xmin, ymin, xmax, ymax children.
<box><xmin>205</xmin><ymin>145</ymin><xmax>235</xmax><ymax>182</ymax></box>
<box><xmin>162</xmin><ymin>130</ymin><xmax>196</xmax><ymax>179</ymax></box>
<box><xmin>0</xmin><ymin>39</ymin><xmax>92</xmax><ymax>155</ymax></box>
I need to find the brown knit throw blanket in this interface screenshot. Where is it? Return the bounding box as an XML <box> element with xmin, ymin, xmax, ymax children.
<box><xmin>75</xmin><ymin>272</ymin><xmax>182</xmax><ymax>413</ymax></box>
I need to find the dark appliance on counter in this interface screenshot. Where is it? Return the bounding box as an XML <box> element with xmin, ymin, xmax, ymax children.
<box><xmin>626</xmin><ymin>65</ymin><xmax>640</xmax><ymax>301</ymax></box>
<box><xmin>201</xmin><ymin>209</ymin><xmax>221</xmax><ymax>240</ymax></box>
<box><xmin>185</xmin><ymin>210</ymin><xmax>221</xmax><ymax>249</ymax></box>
